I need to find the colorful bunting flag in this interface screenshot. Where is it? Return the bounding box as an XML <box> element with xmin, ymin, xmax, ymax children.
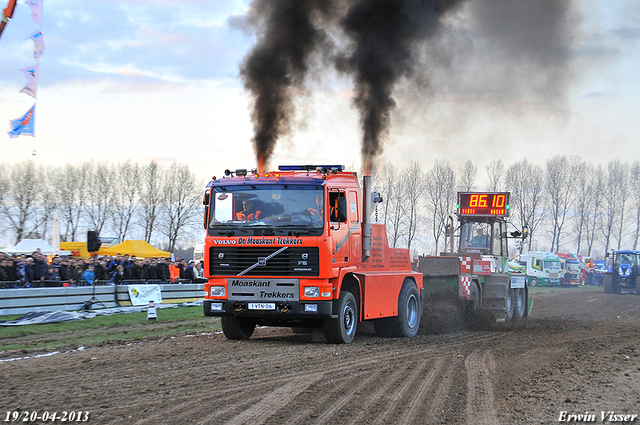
<box><xmin>28</xmin><ymin>30</ymin><xmax>45</xmax><ymax>61</ymax></box>
<box><xmin>8</xmin><ymin>104</ymin><xmax>36</xmax><ymax>138</ymax></box>
<box><xmin>24</xmin><ymin>0</ymin><xmax>42</xmax><ymax>25</ymax></box>
<box><xmin>19</xmin><ymin>64</ymin><xmax>38</xmax><ymax>98</ymax></box>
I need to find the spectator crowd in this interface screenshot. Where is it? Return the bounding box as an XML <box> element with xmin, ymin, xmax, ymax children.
<box><xmin>0</xmin><ymin>250</ymin><xmax>206</xmax><ymax>288</ymax></box>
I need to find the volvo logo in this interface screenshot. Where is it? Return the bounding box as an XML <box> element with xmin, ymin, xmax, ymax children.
<box><xmin>258</xmin><ymin>257</ymin><xmax>267</xmax><ymax>266</ymax></box>
<box><xmin>302</xmin><ymin>253</ymin><xmax>309</xmax><ymax>260</ymax></box>
<box><xmin>218</xmin><ymin>253</ymin><xmax>224</xmax><ymax>260</ymax></box>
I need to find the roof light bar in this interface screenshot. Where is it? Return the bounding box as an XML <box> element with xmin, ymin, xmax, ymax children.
<box><xmin>278</xmin><ymin>165</ymin><xmax>345</xmax><ymax>172</ymax></box>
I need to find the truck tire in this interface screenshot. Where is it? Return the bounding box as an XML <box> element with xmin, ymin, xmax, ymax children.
<box><xmin>221</xmin><ymin>316</ymin><xmax>255</xmax><ymax>340</ymax></box>
<box><xmin>505</xmin><ymin>288</ymin><xmax>515</xmax><ymax>322</ymax></box>
<box><xmin>528</xmin><ymin>277</ymin><xmax>538</xmax><ymax>287</ymax></box>
<box><xmin>513</xmin><ymin>288</ymin><xmax>527</xmax><ymax>321</ymax></box>
<box><xmin>373</xmin><ymin>280</ymin><xmax>421</xmax><ymax>338</ymax></box>
<box><xmin>603</xmin><ymin>274</ymin><xmax>613</xmax><ymax>294</ymax></box>
<box><xmin>324</xmin><ymin>291</ymin><xmax>358</xmax><ymax>344</ymax></box>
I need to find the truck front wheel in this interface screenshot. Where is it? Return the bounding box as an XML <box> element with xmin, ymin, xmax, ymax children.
<box><xmin>603</xmin><ymin>274</ymin><xmax>613</xmax><ymax>294</ymax></box>
<box><xmin>221</xmin><ymin>316</ymin><xmax>256</xmax><ymax>340</ymax></box>
<box><xmin>324</xmin><ymin>291</ymin><xmax>358</xmax><ymax>344</ymax></box>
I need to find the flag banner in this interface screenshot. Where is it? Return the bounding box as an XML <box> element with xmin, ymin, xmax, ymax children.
<box><xmin>8</xmin><ymin>104</ymin><xmax>35</xmax><ymax>138</ymax></box>
<box><xmin>19</xmin><ymin>64</ymin><xmax>38</xmax><ymax>98</ymax></box>
<box><xmin>24</xmin><ymin>0</ymin><xmax>42</xmax><ymax>25</ymax></box>
<box><xmin>28</xmin><ymin>30</ymin><xmax>45</xmax><ymax>61</ymax></box>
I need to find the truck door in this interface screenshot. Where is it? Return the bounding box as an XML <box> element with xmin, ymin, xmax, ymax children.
<box><xmin>329</xmin><ymin>189</ymin><xmax>349</xmax><ymax>266</ymax></box>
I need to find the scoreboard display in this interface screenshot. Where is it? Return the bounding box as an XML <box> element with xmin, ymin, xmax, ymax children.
<box><xmin>458</xmin><ymin>192</ymin><xmax>510</xmax><ymax>217</ymax></box>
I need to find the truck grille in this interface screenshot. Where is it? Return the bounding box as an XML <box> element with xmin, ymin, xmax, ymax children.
<box><xmin>209</xmin><ymin>246</ymin><xmax>319</xmax><ymax>277</ymax></box>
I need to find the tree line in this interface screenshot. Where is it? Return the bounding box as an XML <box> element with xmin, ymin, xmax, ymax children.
<box><xmin>372</xmin><ymin>157</ymin><xmax>640</xmax><ymax>260</ymax></box>
<box><xmin>0</xmin><ymin>160</ymin><xmax>204</xmax><ymax>252</ymax></box>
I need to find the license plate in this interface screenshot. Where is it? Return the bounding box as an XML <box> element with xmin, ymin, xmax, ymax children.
<box><xmin>248</xmin><ymin>303</ymin><xmax>276</xmax><ymax>310</ymax></box>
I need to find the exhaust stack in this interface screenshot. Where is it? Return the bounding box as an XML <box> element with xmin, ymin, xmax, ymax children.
<box><xmin>363</xmin><ymin>174</ymin><xmax>372</xmax><ymax>261</ymax></box>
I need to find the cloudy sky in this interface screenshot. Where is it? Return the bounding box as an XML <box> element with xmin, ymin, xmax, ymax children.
<box><xmin>1</xmin><ymin>0</ymin><xmax>639</xmax><ymax>185</ymax></box>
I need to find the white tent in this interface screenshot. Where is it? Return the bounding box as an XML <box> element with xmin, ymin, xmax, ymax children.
<box><xmin>1</xmin><ymin>239</ymin><xmax>70</xmax><ymax>255</ymax></box>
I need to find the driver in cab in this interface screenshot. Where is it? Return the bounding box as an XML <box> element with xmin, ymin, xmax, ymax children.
<box><xmin>471</xmin><ymin>228</ymin><xmax>488</xmax><ymax>247</ymax></box>
<box><xmin>236</xmin><ymin>199</ymin><xmax>261</xmax><ymax>221</ymax></box>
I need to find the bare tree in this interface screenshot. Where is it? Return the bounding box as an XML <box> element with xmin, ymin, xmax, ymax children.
<box><xmin>506</xmin><ymin>159</ymin><xmax>545</xmax><ymax>251</ymax></box>
<box><xmin>425</xmin><ymin>160</ymin><xmax>456</xmax><ymax>255</ymax></box>
<box><xmin>546</xmin><ymin>156</ymin><xmax>578</xmax><ymax>252</ymax></box>
<box><xmin>631</xmin><ymin>161</ymin><xmax>640</xmax><ymax>249</ymax></box>
<box><xmin>111</xmin><ymin>161</ymin><xmax>140</xmax><ymax>241</ymax></box>
<box><xmin>485</xmin><ymin>159</ymin><xmax>505</xmax><ymax>192</ymax></box>
<box><xmin>374</xmin><ymin>162</ymin><xmax>406</xmax><ymax>248</ymax></box>
<box><xmin>1</xmin><ymin>161</ymin><xmax>42</xmax><ymax>243</ymax></box>
<box><xmin>458</xmin><ymin>160</ymin><xmax>477</xmax><ymax>192</ymax></box>
<box><xmin>52</xmin><ymin>164</ymin><xmax>89</xmax><ymax>242</ymax></box>
<box><xmin>138</xmin><ymin>161</ymin><xmax>164</xmax><ymax>243</ymax></box>
<box><xmin>401</xmin><ymin>161</ymin><xmax>426</xmax><ymax>254</ymax></box>
<box><xmin>0</xmin><ymin>163</ymin><xmax>9</xmax><ymax>240</ymax></box>
<box><xmin>159</xmin><ymin>163</ymin><xmax>202</xmax><ymax>252</ymax></box>
<box><xmin>84</xmin><ymin>162</ymin><xmax>115</xmax><ymax>235</ymax></box>
<box><xmin>584</xmin><ymin>165</ymin><xmax>604</xmax><ymax>256</ymax></box>
<box><xmin>600</xmin><ymin>159</ymin><xmax>628</xmax><ymax>253</ymax></box>
<box><xmin>572</xmin><ymin>161</ymin><xmax>594</xmax><ymax>254</ymax></box>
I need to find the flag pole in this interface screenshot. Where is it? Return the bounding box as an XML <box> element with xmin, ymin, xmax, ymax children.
<box><xmin>0</xmin><ymin>0</ymin><xmax>18</xmax><ymax>41</ymax></box>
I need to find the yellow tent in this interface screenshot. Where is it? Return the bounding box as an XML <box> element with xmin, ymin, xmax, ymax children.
<box><xmin>96</xmin><ymin>240</ymin><xmax>171</xmax><ymax>258</ymax></box>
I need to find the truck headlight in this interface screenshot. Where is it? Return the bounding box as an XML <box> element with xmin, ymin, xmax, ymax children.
<box><xmin>304</xmin><ymin>286</ymin><xmax>319</xmax><ymax>297</ymax></box>
<box><xmin>210</xmin><ymin>286</ymin><xmax>226</xmax><ymax>297</ymax></box>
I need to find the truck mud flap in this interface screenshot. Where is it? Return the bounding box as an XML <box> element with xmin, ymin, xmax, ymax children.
<box><xmin>482</xmin><ymin>274</ymin><xmax>509</xmax><ymax>322</ymax></box>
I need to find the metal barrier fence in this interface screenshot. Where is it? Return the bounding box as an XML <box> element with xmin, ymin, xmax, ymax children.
<box><xmin>0</xmin><ymin>278</ymin><xmax>200</xmax><ymax>289</ymax></box>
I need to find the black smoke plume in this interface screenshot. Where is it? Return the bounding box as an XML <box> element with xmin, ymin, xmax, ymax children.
<box><xmin>337</xmin><ymin>0</ymin><xmax>464</xmax><ymax>171</ymax></box>
<box><xmin>240</xmin><ymin>0</ymin><xmax>335</xmax><ymax>172</ymax></box>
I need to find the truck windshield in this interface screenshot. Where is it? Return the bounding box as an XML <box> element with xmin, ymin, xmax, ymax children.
<box><xmin>208</xmin><ymin>185</ymin><xmax>324</xmax><ymax>235</ymax></box>
<box><xmin>544</xmin><ymin>260</ymin><xmax>561</xmax><ymax>270</ymax></box>
<box><xmin>615</xmin><ymin>253</ymin><xmax>637</xmax><ymax>268</ymax></box>
<box><xmin>459</xmin><ymin>222</ymin><xmax>491</xmax><ymax>254</ymax></box>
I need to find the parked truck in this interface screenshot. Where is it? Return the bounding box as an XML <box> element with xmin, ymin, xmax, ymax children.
<box><xmin>519</xmin><ymin>251</ymin><xmax>562</xmax><ymax>287</ymax></box>
<box><xmin>417</xmin><ymin>192</ymin><xmax>531</xmax><ymax>322</ymax></box>
<box><xmin>603</xmin><ymin>250</ymin><xmax>639</xmax><ymax>294</ymax></box>
<box><xmin>202</xmin><ymin>165</ymin><xmax>423</xmax><ymax>343</ymax></box>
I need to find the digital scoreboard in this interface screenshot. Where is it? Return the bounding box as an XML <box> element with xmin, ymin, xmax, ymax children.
<box><xmin>457</xmin><ymin>192</ymin><xmax>510</xmax><ymax>217</ymax></box>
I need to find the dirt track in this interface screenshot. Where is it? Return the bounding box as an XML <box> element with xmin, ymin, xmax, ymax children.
<box><xmin>2</xmin><ymin>288</ymin><xmax>640</xmax><ymax>424</ymax></box>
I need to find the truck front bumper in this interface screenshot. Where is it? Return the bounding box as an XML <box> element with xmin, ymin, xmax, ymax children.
<box><xmin>204</xmin><ymin>299</ymin><xmax>334</xmax><ymax>319</ymax></box>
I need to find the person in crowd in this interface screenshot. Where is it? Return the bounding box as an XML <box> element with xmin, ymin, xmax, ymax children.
<box><xmin>44</xmin><ymin>266</ymin><xmax>60</xmax><ymax>282</ymax></box>
<box><xmin>21</xmin><ymin>257</ymin><xmax>36</xmax><ymax>287</ymax></box>
<box><xmin>58</xmin><ymin>258</ymin><xmax>75</xmax><ymax>284</ymax></box>
<box><xmin>94</xmin><ymin>259</ymin><xmax>109</xmax><ymax>282</ymax></box>
<box><xmin>0</xmin><ymin>258</ymin><xmax>10</xmax><ymax>282</ymax></box>
<box><xmin>108</xmin><ymin>254</ymin><xmax>123</xmax><ymax>273</ymax></box>
<box><xmin>182</xmin><ymin>260</ymin><xmax>196</xmax><ymax>282</ymax></box>
<box><xmin>147</xmin><ymin>259</ymin><xmax>159</xmax><ymax>280</ymax></box>
<box><xmin>75</xmin><ymin>265</ymin><xmax>86</xmax><ymax>284</ymax></box>
<box><xmin>6</xmin><ymin>258</ymin><xmax>19</xmax><ymax>283</ymax></box>
<box><xmin>129</xmin><ymin>259</ymin><xmax>142</xmax><ymax>280</ymax></box>
<box><xmin>111</xmin><ymin>264</ymin><xmax>127</xmax><ymax>285</ymax></box>
<box><xmin>176</xmin><ymin>259</ymin><xmax>186</xmax><ymax>281</ymax></box>
<box><xmin>32</xmin><ymin>252</ymin><xmax>47</xmax><ymax>282</ymax></box>
<box><xmin>193</xmin><ymin>260</ymin><xmax>206</xmax><ymax>283</ymax></box>
<box><xmin>157</xmin><ymin>258</ymin><xmax>170</xmax><ymax>281</ymax></box>
<box><xmin>82</xmin><ymin>264</ymin><xmax>95</xmax><ymax>285</ymax></box>
<box><xmin>50</xmin><ymin>255</ymin><xmax>62</xmax><ymax>273</ymax></box>
<box><xmin>169</xmin><ymin>260</ymin><xmax>180</xmax><ymax>283</ymax></box>
<box><xmin>122</xmin><ymin>254</ymin><xmax>131</xmax><ymax>268</ymax></box>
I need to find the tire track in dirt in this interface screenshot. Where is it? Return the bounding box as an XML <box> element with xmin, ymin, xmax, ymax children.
<box><xmin>465</xmin><ymin>348</ymin><xmax>498</xmax><ymax>425</ymax></box>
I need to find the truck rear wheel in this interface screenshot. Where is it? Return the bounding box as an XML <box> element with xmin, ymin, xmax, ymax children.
<box><xmin>221</xmin><ymin>316</ymin><xmax>255</xmax><ymax>340</ymax></box>
<box><xmin>513</xmin><ymin>288</ymin><xmax>527</xmax><ymax>320</ymax></box>
<box><xmin>373</xmin><ymin>280</ymin><xmax>421</xmax><ymax>338</ymax></box>
<box><xmin>324</xmin><ymin>291</ymin><xmax>358</xmax><ymax>344</ymax></box>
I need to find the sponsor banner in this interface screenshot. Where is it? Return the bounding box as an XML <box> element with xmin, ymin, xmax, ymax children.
<box><xmin>472</xmin><ymin>260</ymin><xmax>492</xmax><ymax>275</ymax></box>
<box><xmin>127</xmin><ymin>284</ymin><xmax>162</xmax><ymax>306</ymax></box>
<box><xmin>510</xmin><ymin>276</ymin><xmax>526</xmax><ymax>289</ymax></box>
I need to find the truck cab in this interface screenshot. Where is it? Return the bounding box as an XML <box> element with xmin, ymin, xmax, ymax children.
<box><xmin>604</xmin><ymin>250</ymin><xmax>640</xmax><ymax>294</ymax></box>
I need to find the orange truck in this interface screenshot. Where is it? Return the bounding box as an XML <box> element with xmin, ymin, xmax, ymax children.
<box><xmin>202</xmin><ymin>165</ymin><xmax>423</xmax><ymax>343</ymax></box>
